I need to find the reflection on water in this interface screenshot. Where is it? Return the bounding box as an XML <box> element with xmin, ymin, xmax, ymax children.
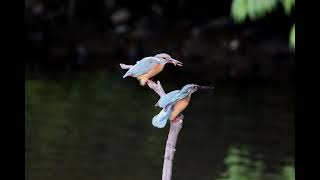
<box><xmin>218</xmin><ymin>146</ymin><xmax>294</xmax><ymax>180</ymax></box>
<box><xmin>25</xmin><ymin>71</ymin><xmax>294</xmax><ymax>180</ymax></box>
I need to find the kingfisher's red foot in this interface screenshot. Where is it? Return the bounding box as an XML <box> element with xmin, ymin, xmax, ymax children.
<box><xmin>171</xmin><ymin>116</ymin><xmax>180</xmax><ymax>123</ymax></box>
<box><xmin>171</xmin><ymin>114</ymin><xmax>184</xmax><ymax>123</ymax></box>
<box><xmin>171</xmin><ymin>118</ymin><xmax>179</xmax><ymax>123</ymax></box>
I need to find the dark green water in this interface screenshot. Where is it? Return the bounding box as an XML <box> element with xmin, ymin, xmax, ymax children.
<box><xmin>25</xmin><ymin>71</ymin><xmax>294</xmax><ymax>180</ymax></box>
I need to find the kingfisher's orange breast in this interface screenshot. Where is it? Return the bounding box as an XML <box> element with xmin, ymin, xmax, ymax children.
<box><xmin>169</xmin><ymin>95</ymin><xmax>191</xmax><ymax>120</ymax></box>
<box><xmin>137</xmin><ymin>64</ymin><xmax>165</xmax><ymax>85</ymax></box>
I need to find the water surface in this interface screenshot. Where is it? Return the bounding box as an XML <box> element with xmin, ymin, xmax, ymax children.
<box><xmin>25</xmin><ymin>71</ymin><xmax>294</xmax><ymax>180</ymax></box>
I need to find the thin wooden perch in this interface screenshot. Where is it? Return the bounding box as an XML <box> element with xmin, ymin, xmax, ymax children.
<box><xmin>147</xmin><ymin>80</ymin><xmax>183</xmax><ymax>180</ymax></box>
<box><xmin>119</xmin><ymin>63</ymin><xmax>133</xmax><ymax>70</ymax></box>
<box><xmin>147</xmin><ymin>80</ymin><xmax>166</xmax><ymax>97</ymax></box>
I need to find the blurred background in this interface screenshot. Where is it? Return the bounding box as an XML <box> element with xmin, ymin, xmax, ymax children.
<box><xmin>25</xmin><ymin>0</ymin><xmax>295</xmax><ymax>180</ymax></box>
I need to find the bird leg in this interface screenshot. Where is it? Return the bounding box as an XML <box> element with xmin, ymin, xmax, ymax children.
<box><xmin>171</xmin><ymin>114</ymin><xmax>184</xmax><ymax>123</ymax></box>
<box><xmin>171</xmin><ymin>117</ymin><xmax>179</xmax><ymax>123</ymax></box>
<box><xmin>119</xmin><ymin>63</ymin><xmax>133</xmax><ymax>70</ymax></box>
<box><xmin>139</xmin><ymin>79</ymin><xmax>148</xmax><ymax>86</ymax></box>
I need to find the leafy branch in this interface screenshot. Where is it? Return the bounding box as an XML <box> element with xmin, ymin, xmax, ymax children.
<box><xmin>231</xmin><ymin>0</ymin><xmax>295</xmax><ymax>49</ymax></box>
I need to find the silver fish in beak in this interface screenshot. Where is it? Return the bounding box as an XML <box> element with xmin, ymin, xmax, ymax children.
<box><xmin>169</xmin><ymin>58</ymin><xmax>183</xmax><ymax>66</ymax></box>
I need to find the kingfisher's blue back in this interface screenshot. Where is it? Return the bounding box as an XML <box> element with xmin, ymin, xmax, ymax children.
<box><xmin>156</xmin><ymin>90</ymin><xmax>180</xmax><ymax>108</ymax></box>
<box><xmin>123</xmin><ymin>57</ymin><xmax>159</xmax><ymax>78</ymax></box>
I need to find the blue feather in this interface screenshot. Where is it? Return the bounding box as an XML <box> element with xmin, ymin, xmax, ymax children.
<box><xmin>156</xmin><ymin>90</ymin><xmax>179</xmax><ymax>108</ymax></box>
<box><xmin>152</xmin><ymin>106</ymin><xmax>173</xmax><ymax>128</ymax></box>
<box><xmin>152</xmin><ymin>84</ymin><xmax>196</xmax><ymax>128</ymax></box>
<box><xmin>123</xmin><ymin>57</ymin><xmax>159</xmax><ymax>78</ymax></box>
<box><xmin>156</xmin><ymin>89</ymin><xmax>190</xmax><ymax>109</ymax></box>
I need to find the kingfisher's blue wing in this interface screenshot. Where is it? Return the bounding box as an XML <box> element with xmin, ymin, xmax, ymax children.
<box><xmin>156</xmin><ymin>90</ymin><xmax>182</xmax><ymax>108</ymax></box>
<box><xmin>152</xmin><ymin>105</ymin><xmax>173</xmax><ymax>128</ymax></box>
<box><xmin>123</xmin><ymin>57</ymin><xmax>158</xmax><ymax>78</ymax></box>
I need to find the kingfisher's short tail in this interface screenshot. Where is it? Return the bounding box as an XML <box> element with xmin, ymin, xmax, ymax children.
<box><xmin>152</xmin><ymin>106</ymin><xmax>173</xmax><ymax>128</ymax></box>
<box><xmin>123</xmin><ymin>73</ymin><xmax>129</xmax><ymax>78</ymax></box>
<box><xmin>123</xmin><ymin>71</ymin><xmax>131</xmax><ymax>78</ymax></box>
<box><xmin>120</xmin><ymin>63</ymin><xmax>133</xmax><ymax>78</ymax></box>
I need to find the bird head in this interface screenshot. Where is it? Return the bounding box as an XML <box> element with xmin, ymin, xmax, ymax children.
<box><xmin>180</xmin><ymin>84</ymin><xmax>214</xmax><ymax>95</ymax></box>
<box><xmin>154</xmin><ymin>53</ymin><xmax>183</xmax><ymax>66</ymax></box>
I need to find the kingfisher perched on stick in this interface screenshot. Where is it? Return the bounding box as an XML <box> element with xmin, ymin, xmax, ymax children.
<box><xmin>152</xmin><ymin>84</ymin><xmax>214</xmax><ymax>128</ymax></box>
<box><xmin>120</xmin><ymin>53</ymin><xmax>183</xmax><ymax>86</ymax></box>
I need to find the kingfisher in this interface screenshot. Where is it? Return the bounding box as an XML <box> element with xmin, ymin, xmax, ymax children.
<box><xmin>152</xmin><ymin>84</ymin><xmax>214</xmax><ymax>128</ymax></box>
<box><xmin>120</xmin><ymin>53</ymin><xmax>183</xmax><ymax>86</ymax></box>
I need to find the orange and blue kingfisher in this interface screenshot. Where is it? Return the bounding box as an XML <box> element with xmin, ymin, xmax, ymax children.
<box><xmin>152</xmin><ymin>84</ymin><xmax>214</xmax><ymax>128</ymax></box>
<box><xmin>120</xmin><ymin>53</ymin><xmax>183</xmax><ymax>86</ymax></box>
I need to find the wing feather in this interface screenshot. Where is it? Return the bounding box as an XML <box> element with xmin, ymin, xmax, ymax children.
<box><xmin>156</xmin><ymin>90</ymin><xmax>183</xmax><ymax>108</ymax></box>
<box><xmin>123</xmin><ymin>57</ymin><xmax>158</xmax><ymax>77</ymax></box>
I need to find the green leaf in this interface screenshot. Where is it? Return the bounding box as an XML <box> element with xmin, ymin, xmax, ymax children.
<box><xmin>282</xmin><ymin>0</ymin><xmax>295</xmax><ymax>15</ymax></box>
<box><xmin>231</xmin><ymin>0</ymin><xmax>248</xmax><ymax>23</ymax></box>
<box><xmin>231</xmin><ymin>0</ymin><xmax>279</xmax><ymax>22</ymax></box>
<box><xmin>290</xmin><ymin>24</ymin><xmax>295</xmax><ymax>49</ymax></box>
<box><xmin>282</xmin><ymin>165</ymin><xmax>295</xmax><ymax>180</ymax></box>
<box><xmin>247</xmin><ymin>0</ymin><xmax>257</xmax><ymax>20</ymax></box>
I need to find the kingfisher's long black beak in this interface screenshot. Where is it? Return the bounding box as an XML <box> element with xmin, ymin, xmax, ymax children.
<box><xmin>197</xmin><ymin>86</ymin><xmax>215</xmax><ymax>90</ymax></box>
<box><xmin>169</xmin><ymin>58</ymin><xmax>183</xmax><ymax>66</ymax></box>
